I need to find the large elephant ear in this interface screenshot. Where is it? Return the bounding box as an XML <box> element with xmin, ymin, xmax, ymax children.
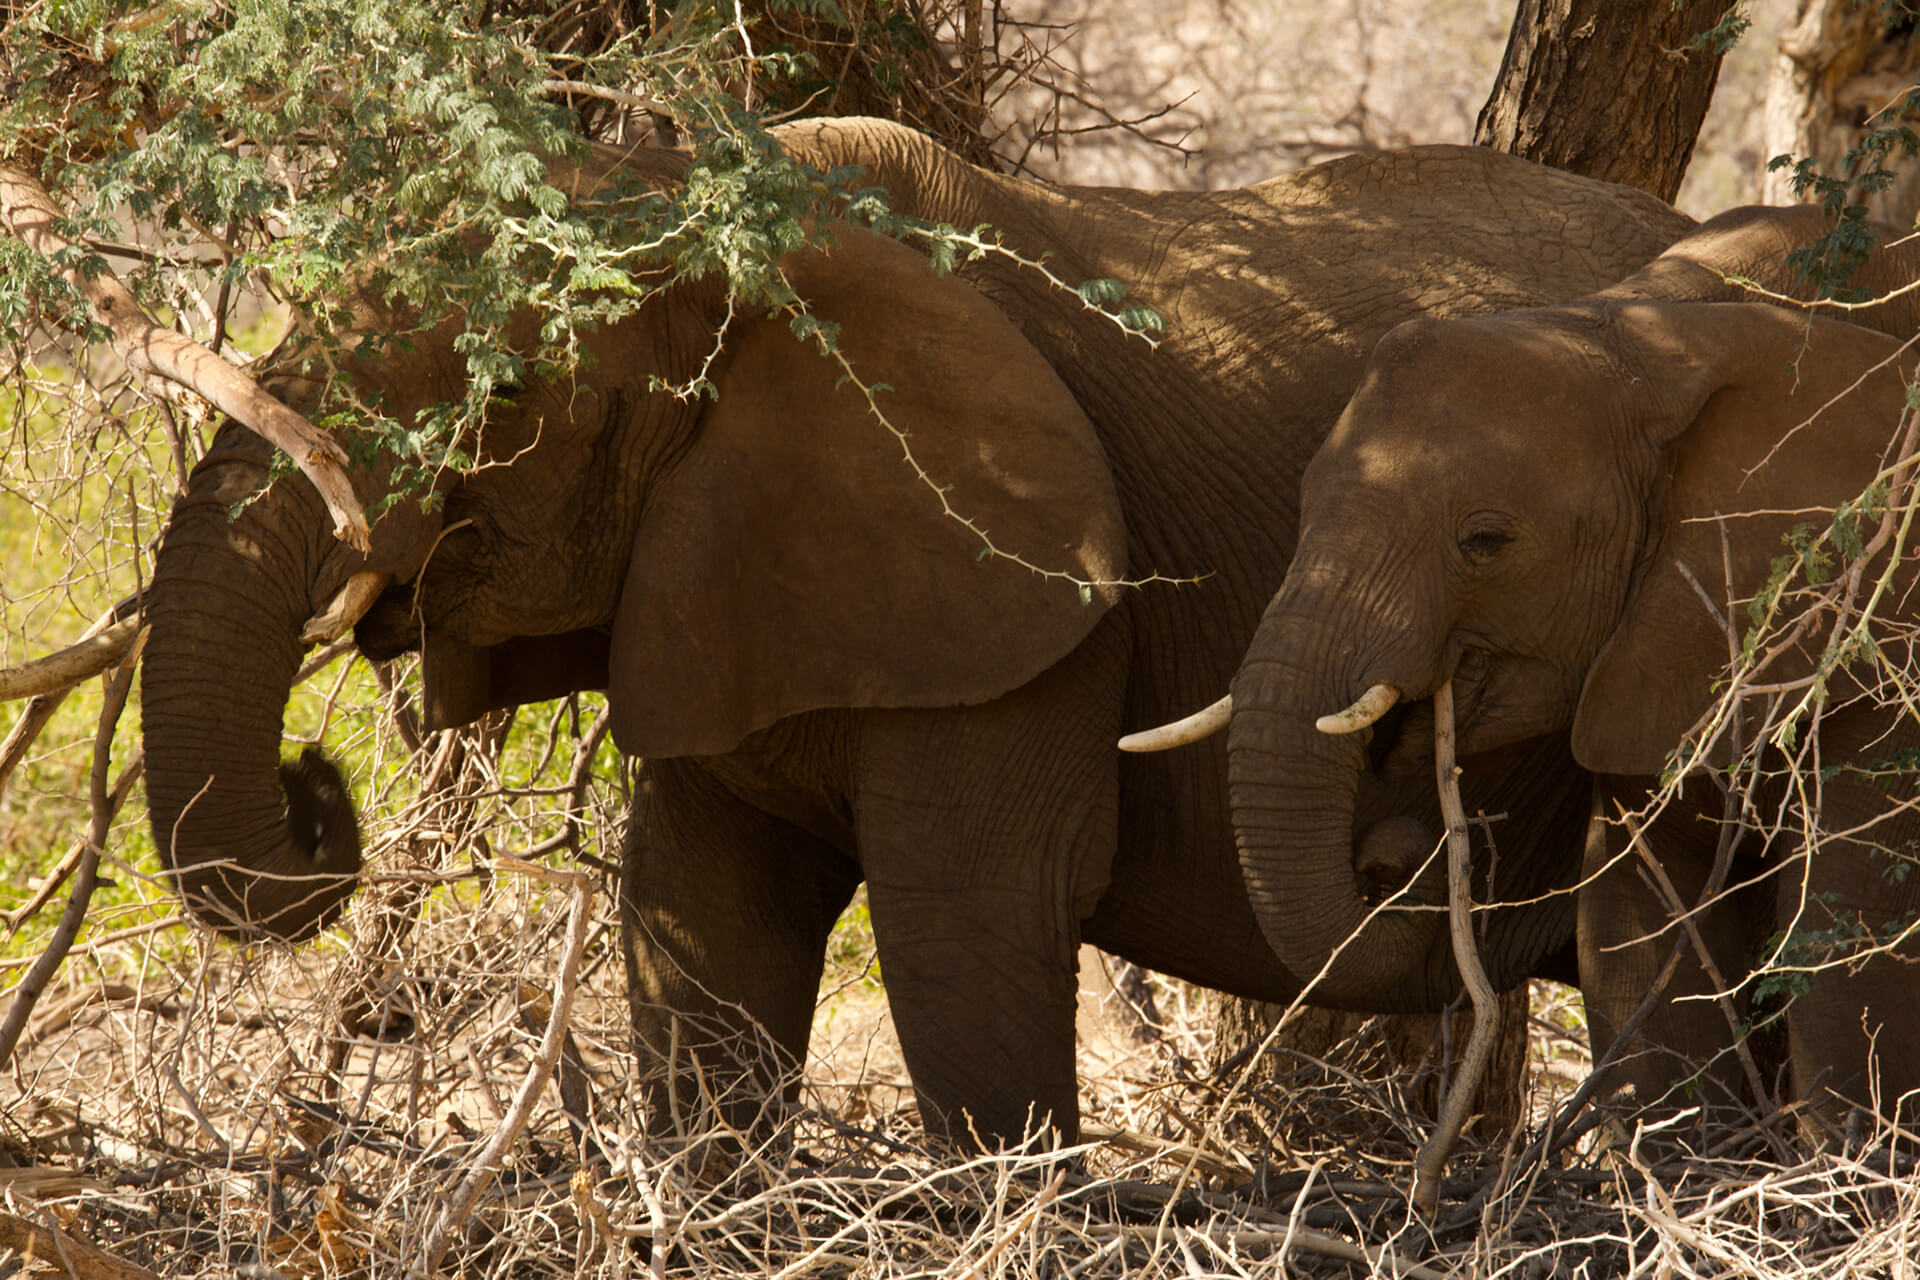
<box><xmin>1573</xmin><ymin>303</ymin><xmax>1913</xmax><ymax>776</ymax></box>
<box><xmin>607</xmin><ymin>227</ymin><xmax>1128</xmax><ymax>758</ymax></box>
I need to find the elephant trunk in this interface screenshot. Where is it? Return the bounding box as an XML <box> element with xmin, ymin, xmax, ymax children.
<box><xmin>141</xmin><ymin>431</ymin><xmax>361</xmax><ymax>940</ymax></box>
<box><xmin>1228</xmin><ymin>602</ymin><xmax>1454</xmax><ymax>1011</ymax></box>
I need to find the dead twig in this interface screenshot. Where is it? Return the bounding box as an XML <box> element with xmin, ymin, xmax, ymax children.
<box><xmin>0</xmin><ymin>163</ymin><xmax>368</xmax><ymax>550</ymax></box>
<box><xmin>415</xmin><ymin>865</ymin><xmax>596</xmax><ymax>1277</ymax></box>
<box><xmin>3</xmin><ymin>747</ymin><xmax>143</xmax><ymax>938</ymax></box>
<box><xmin>0</xmin><ymin>626</ymin><xmax>147</xmax><ymax>1073</ymax></box>
<box><xmin>0</xmin><ymin>690</ymin><xmax>68</xmax><ymax>805</ymax></box>
<box><xmin>0</xmin><ymin>1208</ymin><xmax>161</xmax><ymax>1280</ymax></box>
<box><xmin>1411</xmin><ymin>677</ymin><xmax>1501</xmax><ymax>1215</ymax></box>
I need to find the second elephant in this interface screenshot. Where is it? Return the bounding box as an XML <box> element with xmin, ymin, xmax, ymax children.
<box><xmin>1161</xmin><ymin>207</ymin><xmax>1920</xmax><ymax>1126</ymax></box>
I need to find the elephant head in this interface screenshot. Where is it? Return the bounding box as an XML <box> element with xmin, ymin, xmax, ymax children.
<box><xmin>142</xmin><ymin>139</ymin><xmax>1126</xmax><ymax>939</ymax></box>
<box><xmin>1221</xmin><ymin>298</ymin><xmax>1911</xmax><ymax>1005</ymax></box>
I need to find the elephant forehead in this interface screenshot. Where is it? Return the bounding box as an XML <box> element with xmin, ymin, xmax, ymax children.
<box><xmin>1325</xmin><ymin>320</ymin><xmax>1616</xmax><ymax>472</ymax></box>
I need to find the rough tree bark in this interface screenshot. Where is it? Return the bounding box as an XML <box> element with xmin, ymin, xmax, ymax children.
<box><xmin>1476</xmin><ymin>0</ymin><xmax>1741</xmax><ymax>202</ymax></box>
<box><xmin>1761</xmin><ymin>0</ymin><xmax>1920</xmax><ymax>225</ymax></box>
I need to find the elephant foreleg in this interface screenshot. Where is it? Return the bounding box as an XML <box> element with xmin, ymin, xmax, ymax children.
<box><xmin>1773</xmin><ymin>717</ymin><xmax>1920</xmax><ymax>1127</ymax></box>
<box><xmin>855</xmin><ymin>632</ymin><xmax>1126</xmax><ymax>1149</ymax></box>
<box><xmin>621</xmin><ymin>758</ymin><xmax>860</xmax><ymax>1145</ymax></box>
<box><xmin>1578</xmin><ymin>780</ymin><xmax>1773</xmax><ymax>1124</ymax></box>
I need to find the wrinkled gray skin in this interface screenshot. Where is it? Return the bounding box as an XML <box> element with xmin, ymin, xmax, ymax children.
<box><xmin>1226</xmin><ymin>206</ymin><xmax>1920</xmax><ymax>1126</ymax></box>
<box><xmin>140</xmin><ymin>117</ymin><xmax>1690</xmax><ymax>1148</ymax></box>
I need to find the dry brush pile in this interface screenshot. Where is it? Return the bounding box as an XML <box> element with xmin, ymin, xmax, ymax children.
<box><xmin>5</xmin><ymin>597</ymin><xmax>1920</xmax><ymax>1275</ymax></box>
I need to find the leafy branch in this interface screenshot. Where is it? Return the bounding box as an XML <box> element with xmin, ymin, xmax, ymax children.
<box><xmin>1766</xmin><ymin>81</ymin><xmax>1920</xmax><ymax>298</ymax></box>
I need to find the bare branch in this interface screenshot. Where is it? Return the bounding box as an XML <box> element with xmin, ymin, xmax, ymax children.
<box><xmin>416</xmin><ymin>866</ymin><xmax>596</xmax><ymax>1277</ymax></box>
<box><xmin>1411</xmin><ymin>677</ymin><xmax>1501</xmax><ymax>1215</ymax></box>
<box><xmin>0</xmin><ymin>163</ymin><xmax>369</xmax><ymax>551</ymax></box>
<box><xmin>0</xmin><ymin>626</ymin><xmax>146</xmax><ymax>1072</ymax></box>
<box><xmin>0</xmin><ymin>616</ymin><xmax>143</xmax><ymax>703</ymax></box>
<box><xmin>0</xmin><ymin>1209</ymin><xmax>161</xmax><ymax>1280</ymax></box>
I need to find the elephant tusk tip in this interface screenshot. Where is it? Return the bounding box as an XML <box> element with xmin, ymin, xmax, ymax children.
<box><xmin>300</xmin><ymin>571</ymin><xmax>390</xmax><ymax>645</ymax></box>
<box><xmin>1118</xmin><ymin>693</ymin><xmax>1231</xmax><ymax>752</ymax></box>
<box><xmin>1315</xmin><ymin>683</ymin><xmax>1399</xmax><ymax>735</ymax></box>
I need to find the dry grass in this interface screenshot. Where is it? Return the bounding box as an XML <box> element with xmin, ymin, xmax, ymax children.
<box><xmin>6</xmin><ymin>776</ymin><xmax>1920</xmax><ymax>1280</ymax></box>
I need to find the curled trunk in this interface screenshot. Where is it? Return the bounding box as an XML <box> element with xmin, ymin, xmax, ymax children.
<box><xmin>1229</xmin><ymin>596</ymin><xmax>1580</xmax><ymax>1009</ymax></box>
<box><xmin>141</xmin><ymin>431</ymin><xmax>362</xmax><ymax>939</ymax></box>
<box><xmin>1227</xmin><ymin>614</ymin><xmax>1453</xmax><ymax>1010</ymax></box>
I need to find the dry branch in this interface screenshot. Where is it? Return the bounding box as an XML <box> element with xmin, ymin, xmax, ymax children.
<box><xmin>3</xmin><ymin>747</ymin><xmax>143</xmax><ymax>937</ymax></box>
<box><xmin>0</xmin><ymin>1209</ymin><xmax>161</xmax><ymax>1280</ymax></box>
<box><xmin>0</xmin><ymin>627</ymin><xmax>146</xmax><ymax>1072</ymax></box>
<box><xmin>1</xmin><ymin>599</ymin><xmax>142</xmax><ymax>799</ymax></box>
<box><xmin>0</xmin><ymin>691</ymin><xmax>67</xmax><ymax>803</ymax></box>
<box><xmin>0</xmin><ymin>617</ymin><xmax>143</xmax><ymax>702</ymax></box>
<box><xmin>416</xmin><ymin>866</ymin><xmax>596</xmax><ymax>1277</ymax></box>
<box><xmin>1412</xmin><ymin>677</ymin><xmax>1501</xmax><ymax>1215</ymax></box>
<box><xmin>0</xmin><ymin>162</ymin><xmax>369</xmax><ymax>551</ymax></box>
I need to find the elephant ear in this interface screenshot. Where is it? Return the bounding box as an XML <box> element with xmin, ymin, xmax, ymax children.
<box><xmin>608</xmin><ymin>227</ymin><xmax>1128</xmax><ymax>758</ymax></box>
<box><xmin>1573</xmin><ymin>303</ymin><xmax>1913</xmax><ymax>776</ymax></box>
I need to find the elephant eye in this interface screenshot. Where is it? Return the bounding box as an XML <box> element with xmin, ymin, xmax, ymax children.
<box><xmin>1458</xmin><ymin>517</ymin><xmax>1515</xmax><ymax>564</ymax></box>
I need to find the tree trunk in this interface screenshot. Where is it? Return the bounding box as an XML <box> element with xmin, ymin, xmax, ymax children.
<box><xmin>1475</xmin><ymin>0</ymin><xmax>1741</xmax><ymax>202</ymax></box>
<box><xmin>1761</xmin><ymin>0</ymin><xmax>1920</xmax><ymax>225</ymax></box>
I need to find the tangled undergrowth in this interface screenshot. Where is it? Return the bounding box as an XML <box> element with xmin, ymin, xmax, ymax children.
<box><xmin>4</xmin><ymin>819</ymin><xmax>1919</xmax><ymax>1280</ymax></box>
<box><xmin>6</xmin><ymin>494</ymin><xmax>1920</xmax><ymax>1276</ymax></box>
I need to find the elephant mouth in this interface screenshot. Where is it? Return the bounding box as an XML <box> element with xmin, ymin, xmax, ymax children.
<box><xmin>1362</xmin><ymin>700</ymin><xmax>1421</xmax><ymax>777</ymax></box>
<box><xmin>1362</xmin><ymin>645</ymin><xmax>1498</xmax><ymax>770</ymax></box>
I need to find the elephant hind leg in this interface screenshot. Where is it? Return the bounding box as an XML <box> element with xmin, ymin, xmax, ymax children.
<box><xmin>621</xmin><ymin>758</ymin><xmax>860</xmax><ymax>1148</ymax></box>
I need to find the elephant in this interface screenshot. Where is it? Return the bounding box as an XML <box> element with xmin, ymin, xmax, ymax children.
<box><xmin>1136</xmin><ymin>204</ymin><xmax>1920</xmax><ymax>1127</ymax></box>
<box><xmin>139</xmin><ymin>116</ymin><xmax>1694</xmax><ymax>1149</ymax></box>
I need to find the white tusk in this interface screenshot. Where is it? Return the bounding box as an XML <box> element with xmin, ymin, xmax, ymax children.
<box><xmin>1315</xmin><ymin>683</ymin><xmax>1399</xmax><ymax>735</ymax></box>
<box><xmin>1118</xmin><ymin>694</ymin><xmax>1231</xmax><ymax>752</ymax></box>
<box><xmin>301</xmin><ymin>571</ymin><xmax>390</xmax><ymax>645</ymax></box>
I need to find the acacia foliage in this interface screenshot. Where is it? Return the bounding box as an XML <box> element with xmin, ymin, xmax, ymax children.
<box><xmin>0</xmin><ymin>0</ymin><xmax>985</xmax><ymax>485</ymax></box>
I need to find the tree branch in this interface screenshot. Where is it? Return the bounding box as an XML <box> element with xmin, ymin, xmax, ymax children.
<box><xmin>0</xmin><ymin>163</ymin><xmax>369</xmax><ymax>550</ymax></box>
<box><xmin>0</xmin><ymin>616</ymin><xmax>143</xmax><ymax>703</ymax></box>
<box><xmin>0</xmin><ymin>626</ymin><xmax>147</xmax><ymax>1073</ymax></box>
<box><xmin>0</xmin><ymin>1209</ymin><xmax>161</xmax><ymax>1280</ymax></box>
<box><xmin>1411</xmin><ymin>677</ymin><xmax>1501</xmax><ymax>1216</ymax></box>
